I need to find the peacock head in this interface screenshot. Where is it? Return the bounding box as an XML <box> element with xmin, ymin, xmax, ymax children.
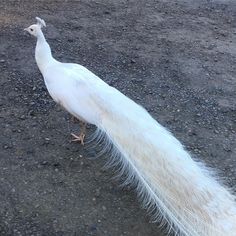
<box><xmin>24</xmin><ymin>17</ymin><xmax>46</xmax><ymax>37</ymax></box>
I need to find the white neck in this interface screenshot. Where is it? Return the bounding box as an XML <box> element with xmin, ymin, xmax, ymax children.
<box><xmin>35</xmin><ymin>30</ymin><xmax>57</xmax><ymax>73</ymax></box>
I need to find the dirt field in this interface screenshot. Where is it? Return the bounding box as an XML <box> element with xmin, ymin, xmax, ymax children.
<box><xmin>0</xmin><ymin>0</ymin><xmax>236</xmax><ymax>235</ymax></box>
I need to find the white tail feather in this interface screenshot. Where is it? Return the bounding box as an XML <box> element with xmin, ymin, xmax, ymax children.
<box><xmin>91</xmin><ymin>92</ymin><xmax>236</xmax><ymax>236</ymax></box>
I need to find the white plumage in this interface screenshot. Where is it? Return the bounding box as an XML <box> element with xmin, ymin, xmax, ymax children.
<box><xmin>25</xmin><ymin>17</ymin><xmax>236</xmax><ymax>236</ymax></box>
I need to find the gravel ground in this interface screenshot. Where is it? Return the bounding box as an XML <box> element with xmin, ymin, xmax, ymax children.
<box><xmin>0</xmin><ymin>0</ymin><xmax>236</xmax><ymax>235</ymax></box>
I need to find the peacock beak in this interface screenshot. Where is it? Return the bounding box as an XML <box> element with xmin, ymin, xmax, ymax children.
<box><xmin>24</xmin><ymin>28</ymin><xmax>32</xmax><ymax>35</ymax></box>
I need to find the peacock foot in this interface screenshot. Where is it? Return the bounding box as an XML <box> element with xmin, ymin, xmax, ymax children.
<box><xmin>71</xmin><ymin>132</ymin><xmax>86</xmax><ymax>145</ymax></box>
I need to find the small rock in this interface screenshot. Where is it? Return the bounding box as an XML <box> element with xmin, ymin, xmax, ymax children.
<box><xmin>20</xmin><ymin>115</ymin><xmax>26</xmax><ymax>120</ymax></box>
<box><xmin>130</xmin><ymin>59</ymin><xmax>136</xmax><ymax>64</ymax></box>
<box><xmin>41</xmin><ymin>161</ymin><xmax>48</xmax><ymax>165</ymax></box>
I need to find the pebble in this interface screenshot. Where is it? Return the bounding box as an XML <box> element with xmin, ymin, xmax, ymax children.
<box><xmin>41</xmin><ymin>161</ymin><xmax>48</xmax><ymax>165</ymax></box>
<box><xmin>20</xmin><ymin>115</ymin><xmax>26</xmax><ymax>120</ymax></box>
<box><xmin>130</xmin><ymin>59</ymin><xmax>136</xmax><ymax>64</ymax></box>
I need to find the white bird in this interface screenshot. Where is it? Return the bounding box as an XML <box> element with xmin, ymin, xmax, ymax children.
<box><xmin>24</xmin><ymin>17</ymin><xmax>236</xmax><ymax>236</ymax></box>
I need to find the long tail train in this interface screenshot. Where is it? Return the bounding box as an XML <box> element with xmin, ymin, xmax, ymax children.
<box><xmin>92</xmin><ymin>91</ymin><xmax>236</xmax><ymax>236</ymax></box>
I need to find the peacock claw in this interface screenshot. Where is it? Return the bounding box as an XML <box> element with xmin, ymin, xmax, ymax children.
<box><xmin>71</xmin><ymin>132</ymin><xmax>85</xmax><ymax>145</ymax></box>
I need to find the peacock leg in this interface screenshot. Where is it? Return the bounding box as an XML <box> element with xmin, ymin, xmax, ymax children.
<box><xmin>71</xmin><ymin>121</ymin><xmax>87</xmax><ymax>145</ymax></box>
